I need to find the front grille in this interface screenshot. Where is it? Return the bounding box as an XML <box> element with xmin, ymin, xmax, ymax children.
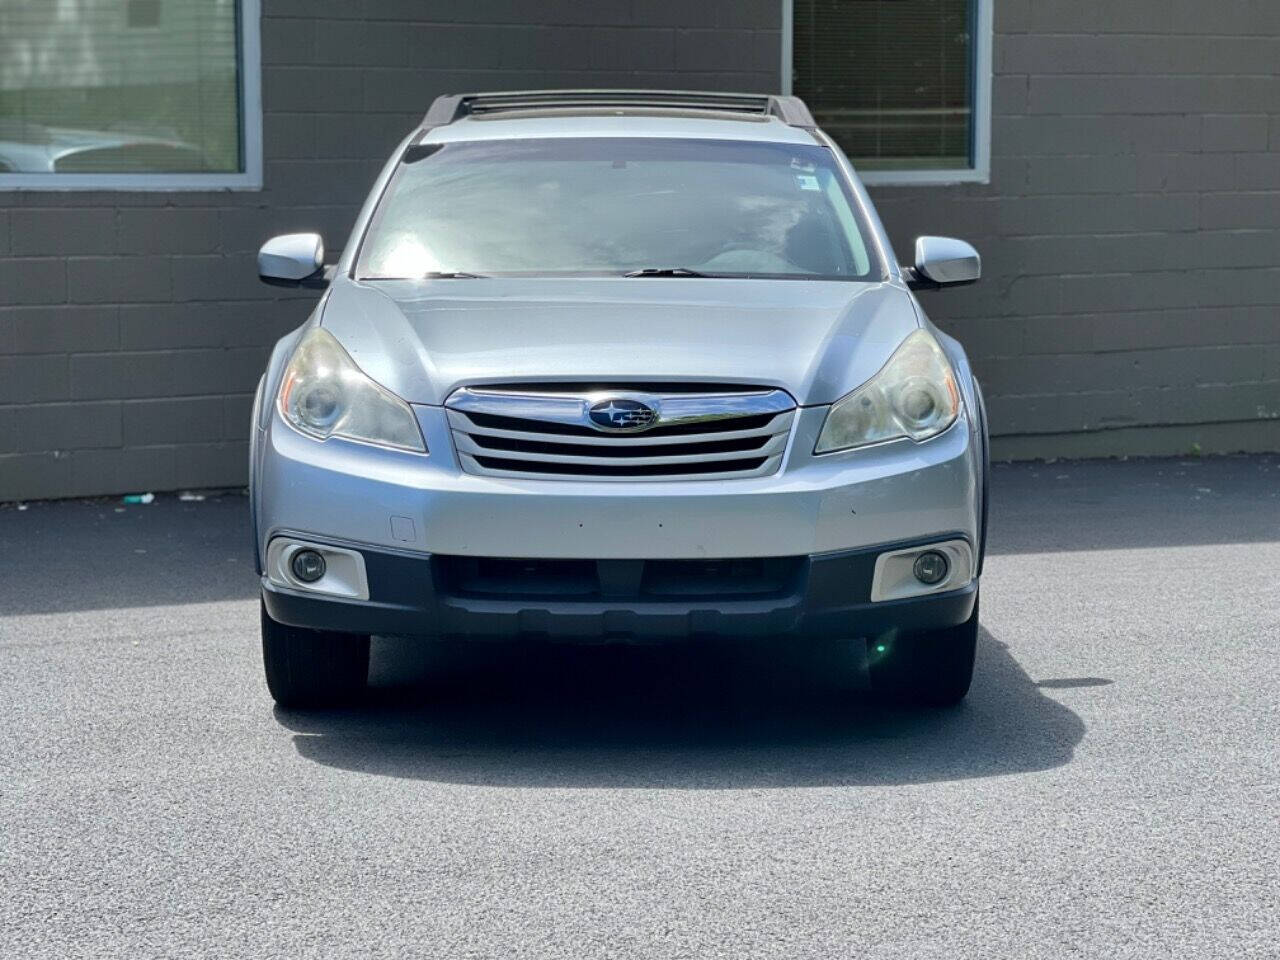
<box><xmin>469</xmin><ymin>433</ymin><xmax>766</xmax><ymax>458</ymax></box>
<box><xmin>457</xmin><ymin>409</ymin><xmax>782</xmax><ymax>440</ymax></box>
<box><xmin>436</xmin><ymin>556</ymin><xmax>807</xmax><ymax>601</ymax></box>
<box><xmin>469</xmin><ymin>455</ymin><xmax>772</xmax><ymax>477</ymax></box>
<box><xmin>445</xmin><ymin>385</ymin><xmax>796</xmax><ymax>481</ymax></box>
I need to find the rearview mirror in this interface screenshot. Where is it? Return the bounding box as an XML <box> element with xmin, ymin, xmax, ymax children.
<box><xmin>258</xmin><ymin>233</ymin><xmax>328</xmax><ymax>288</ymax></box>
<box><xmin>906</xmin><ymin>236</ymin><xmax>981</xmax><ymax>290</ymax></box>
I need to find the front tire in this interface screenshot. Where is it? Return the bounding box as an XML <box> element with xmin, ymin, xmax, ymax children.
<box><xmin>261</xmin><ymin>599</ymin><xmax>370</xmax><ymax>708</ymax></box>
<box><xmin>868</xmin><ymin>594</ymin><xmax>979</xmax><ymax>707</ymax></box>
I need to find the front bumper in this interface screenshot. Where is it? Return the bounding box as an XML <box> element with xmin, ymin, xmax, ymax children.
<box><xmin>261</xmin><ymin>538</ymin><xmax>978</xmax><ymax>642</ymax></box>
<box><xmin>253</xmin><ymin>401</ymin><xmax>982</xmax><ymax>641</ymax></box>
<box><xmin>255</xmin><ymin>404</ymin><xmax>981</xmax><ymax>561</ymax></box>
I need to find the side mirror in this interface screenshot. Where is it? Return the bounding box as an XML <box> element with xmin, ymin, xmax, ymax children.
<box><xmin>905</xmin><ymin>236</ymin><xmax>981</xmax><ymax>290</ymax></box>
<box><xmin>258</xmin><ymin>233</ymin><xmax>328</xmax><ymax>288</ymax></box>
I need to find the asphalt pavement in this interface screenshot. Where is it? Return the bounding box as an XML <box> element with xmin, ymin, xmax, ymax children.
<box><xmin>2</xmin><ymin>456</ymin><xmax>1278</xmax><ymax>958</ymax></box>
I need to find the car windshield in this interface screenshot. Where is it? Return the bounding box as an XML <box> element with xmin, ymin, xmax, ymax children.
<box><xmin>356</xmin><ymin>137</ymin><xmax>880</xmax><ymax>281</ymax></box>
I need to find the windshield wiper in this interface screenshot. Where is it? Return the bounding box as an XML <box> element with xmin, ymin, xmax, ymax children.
<box><xmin>623</xmin><ymin>267</ymin><xmax>709</xmax><ymax>278</ymax></box>
<box><xmin>421</xmin><ymin>271</ymin><xmax>487</xmax><ymax>279</ymax></box>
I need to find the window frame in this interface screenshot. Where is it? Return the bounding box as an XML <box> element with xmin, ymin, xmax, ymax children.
<box><xmin>0</xmin><ymin>0</ymin><xmax>263</xmax><ymax>192</ymax></box>
<box><xmin>781</xmin><ymin>0</ymin><xmax>992</xmax><ymax>187</ymax></box>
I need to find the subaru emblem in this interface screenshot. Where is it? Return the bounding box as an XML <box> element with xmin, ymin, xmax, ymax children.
<box><xmin>587</xmin><ymin>398</ymin><xmax>658</xmax><ymax>431</ymax></box>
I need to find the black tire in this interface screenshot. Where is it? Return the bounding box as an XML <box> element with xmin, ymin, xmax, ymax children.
<box><xmin>868</xmin><ymin>594</ymin><xmax>979</xmax><ymax>707</ymax></box>
<box><xmin>261</xmin><ymin>599</ymin><xmax>370</xmax><ymax>708</ymax></box>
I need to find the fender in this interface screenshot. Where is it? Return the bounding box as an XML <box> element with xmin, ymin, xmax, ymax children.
<box><xmin>248</xmin><ymin>375</ymin><xmax>265</xmax><ymax>574</ymax></box>
<box><xmin>929</xmin><ymin>321</ymin><xmax>987</xmax><ymax>576</ymax></box>
<box><xmin>250</xmin><ymin>321</ymin><xmax>312</xmax><ymax>574</ymax></box>
<box><xmin>973</xmin><ymin>378</ymin><xmax>991</xmax><ymax>576</ymax></box>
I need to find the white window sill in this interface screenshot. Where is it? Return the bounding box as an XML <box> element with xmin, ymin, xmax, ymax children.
<box><xmin>0</xmin><ymin>172</ymin><xmax>262</xmax><ymax>191</ymax></box>
<box><xmin>858</xmin><ymin>167</ymin><xmax>990</xmax><ymax>188</ymax></box>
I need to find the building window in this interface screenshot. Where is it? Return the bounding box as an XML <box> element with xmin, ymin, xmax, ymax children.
<box><xmin>783</xmin><ymin>0</ymin><xmax>992</xmax><ymax>185</ymax></box>
<box><xmin>0</xmin><ymin>0</ymin><xmax>261</xmax><ymax>189</ymax></box>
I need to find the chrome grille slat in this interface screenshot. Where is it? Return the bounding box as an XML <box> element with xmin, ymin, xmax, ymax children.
<box><xmin>445</xmin><ymin>386</ymin><xmax>796</xmax><ymax>481</ymax></box>
<box><xmin>461</xmin><ymin>452</ymin><xmax>784</xmax><ymax>480</ymax></box>
<box><xmin>446</xmin><ymin>409</ymin><xmax>794</xmax><ymax>446</ymax></box>
<box><xmin>453</xmin><ymin>431</ymin><xmax>789</xmax><ymax>467</ymax></box>
<box><xmin>447</xmin><ymin>387</ymin><xmax>793</xmax><ymax>429</ymax></box>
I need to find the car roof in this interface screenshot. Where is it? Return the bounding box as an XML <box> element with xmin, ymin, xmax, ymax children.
<box><xmin>422</xmin><ymin>112</ymin><xmax>820</xmax><ymax>146</ymax></box>
<box><xmin>414</xmin><ymin>90</ymin><xmax>822</xmax><ymax>147</ymax></box>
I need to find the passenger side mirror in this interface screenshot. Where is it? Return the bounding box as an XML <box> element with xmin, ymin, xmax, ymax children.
<box><xmin>258</xmin><ymin>233</ymin><xmax>329</xmax><ymax>288</ymax></box>
<box><xmin>905</xmin><ymin>236</ymin><xmax>981</xmax><ymax>290</ymax></box>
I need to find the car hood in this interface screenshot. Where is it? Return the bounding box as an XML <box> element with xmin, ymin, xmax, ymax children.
<box><xmin>319</xmin><ymin>277</ymin><xmax>921</xmax><ymax>406</ymax></box>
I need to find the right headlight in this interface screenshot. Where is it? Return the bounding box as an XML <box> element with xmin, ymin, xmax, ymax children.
<box><xmin>278</xmin><ymin>327</ymin><xmax>426</xmax><ymax>453</ymax></box>
<box><xmin>815</xmin><ymin>328</ymin><xmax>960</xmax><ymax>454</ymax></box>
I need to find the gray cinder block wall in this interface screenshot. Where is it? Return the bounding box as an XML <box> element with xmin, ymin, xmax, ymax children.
<box><xmin>878</xmin><ymin>0</ymin><xmax>1280</xmax><ymax>461</ymax></box>
<box><xmin>1</xmin><ymin>0</ymin><xmax>1277</xmax><ymax>501</ymax></box>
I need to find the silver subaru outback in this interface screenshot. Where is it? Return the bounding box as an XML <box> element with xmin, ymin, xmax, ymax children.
<box><xmin>250</xmin><ymin>91</ymin><xmax>988</xmax><ymax>709</ymax></box>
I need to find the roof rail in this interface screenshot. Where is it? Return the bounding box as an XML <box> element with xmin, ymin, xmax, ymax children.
<box><xmin>420</xmin><ymin>90</ymin><xmax>816</xmax><ymax>130</ymax></box>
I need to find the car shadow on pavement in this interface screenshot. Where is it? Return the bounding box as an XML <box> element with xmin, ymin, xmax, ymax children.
<box><xmin>277</xmin><ymin>628</ymin><xmax>1087</xmax><ymax>788</ymax></box>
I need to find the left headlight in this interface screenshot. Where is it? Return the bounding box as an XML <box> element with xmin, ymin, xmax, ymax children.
<box><xmin>278</xmin><ymin>327</ymin><xmax>426</xmax><ymax>453</ymax></box>
<box><xmin>815</xmin><ymin>328</ymin><xmax>960</xmax><ymax>454</ymax></box>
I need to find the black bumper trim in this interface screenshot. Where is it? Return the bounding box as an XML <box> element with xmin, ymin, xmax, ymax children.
<box><xmin>261</xmin><ymin>537</ymin><xmax>977</xmax><ymax>642</ymax></box>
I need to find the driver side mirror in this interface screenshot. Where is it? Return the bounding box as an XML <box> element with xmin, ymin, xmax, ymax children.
<box><xmin>904</xmin><ymin>236</ymin><xmax>981</xmax><ymax>290</ymax></box>
<box><xmin>258</xmin><ymin>233</ymin><xmax>330</xmax><ymax>288</ymax></box>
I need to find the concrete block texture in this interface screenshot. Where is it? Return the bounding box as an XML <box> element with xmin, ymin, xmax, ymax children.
<box><xmin>870</xmin><ymin>0</ymin><xmax>1280</xmax><ymax>469</ymax></box>
<box><xmin>0</xmin><ymin>0</ymin><xmax>1277</xmax><ymax>499</ymax></box>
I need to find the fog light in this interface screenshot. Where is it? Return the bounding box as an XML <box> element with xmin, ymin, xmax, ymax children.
<box><xmin>290</xmin><ymin>549</ymin><xmax>326</xmax><ymax>583</ymax></box>
<box><xmin>912</xmin><ymin>550</ymin><xmax>949</xmax><ymax>585</ymax></box>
